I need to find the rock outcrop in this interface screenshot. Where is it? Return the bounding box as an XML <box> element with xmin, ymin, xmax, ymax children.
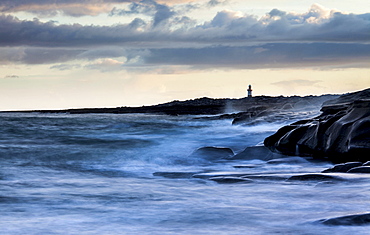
<box><xmin>318</xmin><ymin>161</ymin><xmax>370</xmax><ymax>173</ymax></box>
<box><xmin>188</xmin><ymin>146</ymin><xmax>234</xmax><ymax>161</ymax></box>
<box><xmin>322</xmin><ymin>162</ymin><xmax>363</xmax><ymax>173</ymax></box>
<box><xmin>318</xmin><ymin>213</ymin><xmax>370</xmax><ymax>226</ymax></box>
<box><xmin>230</xmin><ymin>146</ymin><xmax>284</xmax><ymax>161</ymax></box>
<box><xmin>264</xmin><ymin>88</ymin><xmax>370</xmax><ymax>163</ymax></box>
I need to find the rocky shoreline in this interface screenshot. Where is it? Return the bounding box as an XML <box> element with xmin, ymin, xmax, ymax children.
<box><xmin>5</xmin><ymin>88</ymin><xmax>370</xmax><ymax>227</ymax></box>
<box><xmin>264</xmin><ymin>88</ymin><xmax>370</xmax><ymax>163</ymax></box>
<box><xmin>9</xmin><ymin>88</ymin><xmax>369</xmax><ymax>163</ymax></box>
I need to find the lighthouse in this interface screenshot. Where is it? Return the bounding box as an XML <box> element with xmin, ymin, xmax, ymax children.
<box><xmin>247</xmin><ymin>85</ymin><xmax>253</xmax><ymax>97</ymax></box>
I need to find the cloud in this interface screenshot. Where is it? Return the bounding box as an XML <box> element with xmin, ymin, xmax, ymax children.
<box><xmin>1</xmin><ymin>4</ymin><xmax>369</xmax><ymax>47</ymax></box>
<box><xmin>50</xmin><ymin>63</ymin><xmax>81</xmax><ymax>70</ymax></box>
<box><xmin>207</xmin><ymin>0</ymin><xmax>227</xmax><ymax>7</ymax></box>
<box><xmin>272</xmin><ymin>79</ymin><xmax>322</xmax><ymax>87</ymax></box>
<box><xmin>270</xmin><ymin>79</ymin><xmax>324</xmax><ymax>94</ymax></box>
<box><xmin>110</xmin><ymin>1</ymin><xmax>154</xmax><ymax>16</ymax></box>
<box><xmin>0</xmin><ymin>46</ymin><xmax>144</xmax><ymax>66</ymax></box>
<box><xmin>152</xmin><ymin>1</ymin><xmax>175</xmax><ymax>27</ymax></box>
<box><xmin>84</xmin><ymin>58</ymin><xmax>127</xmax><ymax>72</ymax></box>
<box><xmin>0</xmin><ymin>47</ymin><xmax>85</xmax><ymax>64</ymax></box>
<box><xmin>0</xmin><ymin>15</ymin><xmax>152</xmax><ymax>47</ymax></box>
<box><xmin>195</xmin><ymin>5</ymin><xmax>370</xmax><ymax>43</ymax></box>
<box><xmin>110</xmin><ymin>0</ymin><xmax>177</xmax><ymax>27</ymax></box>
<box><xmin>0</xmin><ymin>0</ymin><xmax>200</xmax><ymax>16</ymax></box>
<box><xmin>0</xmin><ymin>0</ymin><xmax>131</xmax><ymax>17</ymax></box>
<box><xmin>3</xmin><ymin>75</ymin><xmax>19</xmax><ymax>79</ymax></box>
<box><xmin>143</xmin><ymin>43</ymin><xmax>370</xmax><ymax>69</ymax></box>
<box><xmin>0</xmin><ymin>5</ymin><xmax>369</xmax><ymax>70</ymax></box>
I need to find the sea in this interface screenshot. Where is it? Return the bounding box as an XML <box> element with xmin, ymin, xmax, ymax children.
<box><xmin>0</xmin><ymin>111</ymin><xmax>369</xmax><ymax>234</ymax></box>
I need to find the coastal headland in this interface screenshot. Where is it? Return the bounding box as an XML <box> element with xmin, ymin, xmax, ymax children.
<box><xmin>18</xmin><ymin>93</ymin><xmax>337</xmax><ymax>117</ymax></box>
<box><xmin>8</xmin><ymin>88</ymin><xmax>370</xmax><ymax>163</ymax></box>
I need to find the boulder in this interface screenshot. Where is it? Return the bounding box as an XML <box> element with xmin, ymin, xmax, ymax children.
<box><xmin>287</xmin><ymin>173</ymin><xmax>343</xmax><ymax>182</ymax></box>
<box><xmin>209</xmin><ymin>176</ymin><xmax>253</xmax><ymax>184</ymax></box>
<box><xmin>347</xmin><ymin>166</ymin><xmax>370</xmax><ymax>173</ymax></box>
<box><xmin>267</xmin><ymin>157</ymin><xmax>309</xmax><ymax>165</ymax></box>
<box><xmin>318</xmin><ymin>213</ymin><xmax>370</xmax><ymax>226</ymax></box>
<box><xmin>231</xmin><ymin>146</ymin><xmax>284</xmax><ymax>161</ymax></box>
<box><xmin>153</xmin><ymin>172</ymin><xmax>198</xmax><ymax>179</ymax></box>
<box><xmin>264</xmin><ymin>88</ymin><xmax>370</xmax><ymax>163</ymax></box>
<box><xmin>192</xmin><ymin>172</ymin><xmax>250</xmax><ymax>179</ymax></box>
<box><xmin>233</xmin><ymin>164</ymin><xmax>260</xmax><ymax>168</ymax></box>
<box><xmin>322</xmin><ymin>162</ymin><xmax>363</xmax><ymax>173</ymax></box>
<box><xmin>188</xmin><ymin>146</ymin><xmax>234</xmax><ymax>161</ymax></box>
<box><xmin>231</xmin><ymin>111</ymin><xmax>259</xmax><ymax>125</ymax></box>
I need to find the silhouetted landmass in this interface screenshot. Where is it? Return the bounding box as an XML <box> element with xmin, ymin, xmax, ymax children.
<box><xmin>13</xmin><ymin>94</ymin><xmax>338</xmax><ymax>116</ymax></box>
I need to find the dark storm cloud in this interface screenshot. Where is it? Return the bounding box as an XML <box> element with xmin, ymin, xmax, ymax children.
<box><xmin>152</xmin><ymin>1</ymin><xmax>175</xmax><ymax>26</ymax></box>
<box><xmin>143</xmin><ymin>43</ymin><xmax>370</xmax><ymax>69</ymax></box>
<box><xmin>110</xmin><ymin>0</ymin><xmax>176</xmax><ymax>27</ymax></box>
<box><xmin>32</xmin><ymin>42</ymin><xmax>370</xmax><ymax>69</ymax></box>
<box><xmin>0</xmin><ymin>15</ymin><xmax>152</xmax><ymax>47</ymax></box>
<box><xmin>0</xmin><ymin>4</ymin><xmax>369</xmax><ymax>69</ymax></box>
<box><xmin>195</xmin><ymin>9</ymin><xmax>370</xmax><ymax>43</ymax></box>
<box><xmin>110</xmin><ymin>1</ymin><xmax>153</xmax><ymax>16</ymax></box>
<box><xmin>1</xmin><ymin>8</ymin><xmax>369</xmax><ymax>47</ymax></box>
<box><xmin>0</xmin><ymin>47</ymin><xmax>86</xmax><ymax>64</ymax></box>
<box><xmin>0</xmin><ymin>46</ymin><xmax>140</xmax><ymax>65</ymax></box>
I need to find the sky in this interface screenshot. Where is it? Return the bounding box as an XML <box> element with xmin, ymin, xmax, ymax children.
<box><xmin>0</xmin><ymin>0</ymin><xmax>369</xmax><ymax>110</ymax></box>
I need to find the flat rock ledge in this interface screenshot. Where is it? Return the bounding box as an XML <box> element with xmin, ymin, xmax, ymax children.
<box><xmin>322</xmin><ymin>161</ymin><xmax>370</xmax><ymax>173</ymax></box>
<box><xmin>318</xmin><ymin>213</ymin><xmax>370</xmax><ymax>226</ymax></box>
<box><xmin>264</xmin><ymin>88</ymin><xmax>370</xmax><ymax>163</ymax></box>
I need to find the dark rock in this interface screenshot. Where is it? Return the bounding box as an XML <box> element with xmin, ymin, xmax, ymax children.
<box><xmin>231</xmin><ymin>146</ymin><xmax>284</xmax><ymax>161</ymax></box>
<box><xmin>318</xmin><ymin>213</ymin><xmax>370</xmax><ymax>226</ymax></box>
<box><xmin>231</xmin><ymin>106</ymin><xmax>272</xmax><ymax>124</ymax></box>
<box><xmin>243</xmin><ymin>174</ymin><xmax>290</xmax><ymax>181</ymax></box>
<box><xmin>287</xmin><ymin>173</ymin><xmax>343</xmax><ymax>182</ymax></box>
<box><xmin>233</xmin><ymin>164</ymin><xmax>260</xmax><ymax>168</ymax></box>
<box><xmin>322</xmin><ymin>162</ymin><xmax>363</xmax><ymax>173</ymax></box>
<box><xmin>267</xmin><ymin>157</ymin><xmax>309</xmax><ymax>165</ymax></box>
<box><xmin>268</xmin><ymin>124</ymin><xmax>314</xmax><ymax>156</ymax></box>
<box><xmin>363</xmin><ymin>161</ymin><xmax>370</xmax><ymax>166</ymax></box>
<box><xmin>323</xmin><ymin>88</ymin><xmax>370</xmax><ymax>106</ymax></box>
<box><xmin>231</xmin><ymin>111</ymin><xmax>260</xmax><ymax>125</ymax></box>
<box><xmin>192</xmin><ymin>172</ymin><xmax>250</xmax><ymax>179</ymax></box>
<box><xmin>263</xmin><ymin>125</ymin><xmax>297</xmax><ymax>155</ymax></box>
<box><xmin>347</xmin><ymin>166</ymin><xmax>370</xmax><ymax>173</ymax></box>
<box><xmin>153</xmin><ymin>172</ymin><xmax>198</xmax><ymax>179</ymax></box>
<box><xmin>189</xmin><ymin>146</ymin><xmax>234</xmax><ymax>161</ymax></box>
<box><xmin>264</xmin><ymin>88</ymin><xmax>370</xmax><ymax>163</ymax></box>
<box><xmin>230</xmin><ymin>95</ymin><xmax>337</xmax><ymax>125</ymax></box>
<box><xmin>209</xmin><ymin>176</ymin><xmax>253</xmax><ymax>184</ymax></box>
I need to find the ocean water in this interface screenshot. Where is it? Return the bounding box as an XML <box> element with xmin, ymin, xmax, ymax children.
<box><xmin>0</xmin><ymin>112</ymin><xmax>369</xmax><ymax>234</ymax></box>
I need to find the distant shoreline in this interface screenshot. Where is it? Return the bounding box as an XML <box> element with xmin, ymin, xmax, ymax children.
<box><xmin>3</xmin><ymin>94</ymin><xmax>339</xmax><ymax>115</ymax></box>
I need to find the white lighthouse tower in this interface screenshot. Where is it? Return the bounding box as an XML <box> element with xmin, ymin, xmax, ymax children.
<box><xmin>247</xmin><ymin>85</ymin><xmax>253</xmax><ymax>97</ymax></box>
